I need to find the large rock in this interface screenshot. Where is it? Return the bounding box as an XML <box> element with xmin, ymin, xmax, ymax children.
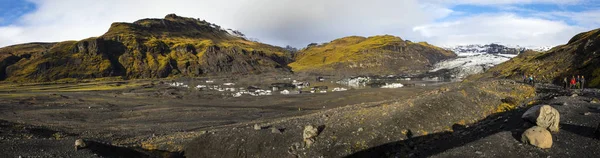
<box><xmin>74</xmin><ymin>139</ymin><xmax>87</xmax><ymax>151</ymax></box>
<box><xmin>522</xmin><ymin>126</ymin><xmax>553</xmax><ymax>149</ymax></box>
<box><xmin>303</xmin><ymin>125</ymin><xmax>319</xmax><ymax>147</ymax></box>
<box><xmin>522</xmin><ymin>105</ymin><xmax>560</xmax><ymax>132</ymax></box>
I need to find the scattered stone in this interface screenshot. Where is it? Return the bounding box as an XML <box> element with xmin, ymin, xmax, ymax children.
<box><xmin>475</xmin><ymin>151</ymin><xmax>483</xmax><ymax>155</ymax></box>
<box><xmin>303</xmin><ymin>125</ymin><xmax>319</xmax><ymax>147</ymax></box>
<box><xmin>254</xmin><ymin>124</ymin><xmax>262</xmax><ymax>130</ymax></box>
<box><xmin>571</xmin><ymin>94</ymin><xmax>578</xmax><ymax>97</ymax></box>
<box><xmin>358</xmin><ymin>128</ymin><xmax>364</xmax><ymax>132</ymax></box>
<box><xmin>563</xmin><ymin>102</ymin><xmax>568</xmax><ymax>106</ymax></box>
<box><xmin>521</xmin><ymin>126</ymin><xmax>553</xmax><ymax>149</ymax></box>
<box><xmin>522</xmin><ymin>105</ymin><xmax>560</xmax><ymax>132</ymax></box>
<box><xmin>591</xmin><ymin>98</ymin><xmax>599</xmax><ymax>103</ymax></box>
<box><xmin>74</xmin><ymin>139</ymin><xmax>86</xmax><ymax>151</ymax></box>
<box><xmin>287</xmin><ymin>142</ymin><xmax>303</xmax><ymax>156</ymax></box>
<box><xmin>271</xmin><ymin>127</ymin><xmax>282</xmax><ymax>134</ymax></box>
<box><xmin>583</xmin><ymin>112</ymin><xmax>592</xmax><ymax>116</ymax></box>
<box><xmin>501</xmin><ymin>97</ymin><xmax>518</xmax><ymax>106</ymax></box>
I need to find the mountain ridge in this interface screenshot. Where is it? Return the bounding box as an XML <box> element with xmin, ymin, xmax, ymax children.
<box><xmin>0</xmin><ymin>14</ymin><xmax>293</xmax><ymax>82</ymax></box>
<box><xmin>289</xmin><ymin>35</ymin><xmax>456</xmax><ymax>76</ymax></box>
<box><xmin>469</xmin><ymin>28</ymin><xmax>600</xmax><ymax>88</ymax></box>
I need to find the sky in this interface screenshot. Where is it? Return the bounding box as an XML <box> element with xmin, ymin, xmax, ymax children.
<box><xmin>0</xmin><ymin>0</ymin><xmax>598</xmax><ymax>48</ymax></box>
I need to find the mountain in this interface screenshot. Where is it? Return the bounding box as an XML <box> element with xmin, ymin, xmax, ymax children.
<box><xmin>0</xmin><ymin>14</ymin><xmax>293</xmax><ymax>82</ymax></box>
<box><xmin>469</xmin><ymin>28</ymin><xmax>600</xmax><ymax>88</ymax></box>
<box><xmin>288</xmin><ymin>36</ymin><xmax>456</xmax><ymax>76</ymax></box>
<box><xmin>444</xmin><ymin>43</ymin><xmax>552</xmax><ymax>55</ymax></box>
<box><xmin>430</xmin><ymin>53</ymin><xmax>516</xmax><ymax>80</ymax></box>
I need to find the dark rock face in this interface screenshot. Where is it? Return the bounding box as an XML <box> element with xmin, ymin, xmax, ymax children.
<box><xmin>0</xmin><ymin>15</ymin><xmax>292</xmax><ymax>82</ymax></box>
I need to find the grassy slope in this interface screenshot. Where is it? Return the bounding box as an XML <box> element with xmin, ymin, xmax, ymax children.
<box><xmin>0</xmin><ymin>15</ymin><xmax>291</xmax><ymax>82</ymax></box>
<box><xmin>468</xmin><ymin>28</ymin><xmax>600</xmax><ymax>87</ymax></box>
<box><xmin>289</xmin><ymin>35</ymin><xmax>455</xmax><ymax>74</ymax></box>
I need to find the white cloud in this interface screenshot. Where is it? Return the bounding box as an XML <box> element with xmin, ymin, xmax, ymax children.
<box><xmin>0</xmin><ymin>0</ymin><xmax>595</xmax><ymax>48</ymax></box>
<box><xmin>537</xmin><ymin>10</ymin><xmax>600</xmax><ymax>28</ymax></box>
<box><xmin>0</xmin><ymin>0</ymin><xmax>442</xmax><ymax>48</ymax></box>
<box><xmin>423</xmin><ymin>0</ymin><xmax>582</xmax><ymax>5</ymax></box>
<box><xmin>412</xmin><ymin>13</ymin><xmax>586</xmax><ymax>46</ymax></box>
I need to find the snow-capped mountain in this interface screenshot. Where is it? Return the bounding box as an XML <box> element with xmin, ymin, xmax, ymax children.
<box><xmin>427</xmin><ymin>43</ymin><xmax>554</xmax><ymax>81</ymax></box>
<box><xmin>445</xmin><ymin>43</ymin><xmax>552</xmax><ymax>55</ymax></box>
<box><xmin>430</xmin><ymin>53</ymin><xmax>516</xmax><ymax>80</ymax></box>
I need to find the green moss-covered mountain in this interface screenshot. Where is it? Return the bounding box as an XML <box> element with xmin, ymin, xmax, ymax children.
<box><xmin>470</xmin><ymin>28</ymin><xmax>600</xmax><ymax>88</ymax></box>
<box><xmin>0</xmin><ymin>14</ymin><xmax>293</xmax><ymax>82</ymax></box>
<box><xmin>289</xmin><ymin>35</ymin><xmax>456</xmax><ymax>76</ymax></box>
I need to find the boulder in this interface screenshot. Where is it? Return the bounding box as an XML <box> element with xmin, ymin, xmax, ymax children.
<box><xmin>501</xmin><ymin>97</ymin><xmax>518</xmax><ymax>106</ymax></box>
<box><xmin>271</xmin><ymin>127</ymin><xmax>282</xmax><ymax>134</ymax></box>
<box><xmin>522</xmin><ymin>105</ymin><xmax>560</xmax><ymax>132</ymax></box>
<box><xmin>303</xmin><ymin>125</ymin><xmax>319</xmax><ymax>147</ymax></box>
<box><xmin>521</xmin><ymin>126</ymin><xmax>553</xmax><ymax>149</ymax></box>
<box><xmin>253</xmin><ymin>124</ymin><xmax>262</xmax><ymax>130</ymax></box>
<box><xmin>74</xmin><ymin>139</ymin><xmax>86</xmax><ymax>151</ymax></box>
<box><xmin>591</xmin><ymin>98</ymin><xmax>599</xmax><ymax>104</ymax></box>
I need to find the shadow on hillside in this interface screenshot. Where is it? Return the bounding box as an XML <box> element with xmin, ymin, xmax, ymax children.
<box><xmin>560</xmin><ymin>124</ymin><xmax>598</xmax><ymax>139</ymax></box>
<box><xmin>86</xmin><ymin>140</ymin><xmax>185</xmax><ymax>158</ymax></box>
<box><xmin>347</xmin><ymin>84</ymin><xmax>565</xmax><ymax>158</ymax></box>
<box><xmin>346</xmin><ymin>107</ymin><xmax>529</xmax><ymax>158</ymax></box>
<box><xmin>347</xmin><ymin>83</ymin><xmax>600</xmax><ymax>157</ymax></box>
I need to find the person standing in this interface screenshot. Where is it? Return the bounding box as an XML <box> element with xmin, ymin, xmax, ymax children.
<box><xmin>529</xmin><ymin>75</ymin><xmax>534</xmax><ymax>85</ymax></box>
<box><xmin>576</xmin><ymin>75</ymin><xmax>581</xmax><ymax>89</ymax></box>
<box><xmin>563</xmin><ymin>77</ymin><xmax>568</xmax><ymax>89</ymax></box>
<box><xmin>570</xmin><ymin>76</ymin><xmax>576</xmax><ymax>89</ymax></box>
<box><xmin>581</xmin><ymin>76</ymin><xmax>586</xmax><ymax>90</ymax></box>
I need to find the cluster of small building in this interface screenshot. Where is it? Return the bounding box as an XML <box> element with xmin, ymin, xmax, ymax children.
<box><xmin>166</xmin><ymin>76</ymin><xmax>404</xmax><ymax>98</ymax></box>
<box><xmin>337</xmin><ymin>76</ymin><xmax>371</xmax><ymax>88</ymax></box>
<box><xmin>168</xmin><ymin>82</ymin><xmax>189</xmax><ymax>88</ymax></box>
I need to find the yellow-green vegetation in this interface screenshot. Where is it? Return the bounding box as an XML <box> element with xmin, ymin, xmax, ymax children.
<box><xmin>0</xmin><ymin>14</ymin><xmax>292</xmax><ymax>83</ymax></box>
<box><xmin>469</xmin><ymin>28</ymin><xmax>600</xmax><ymax>88</ymax></box>
<box><xmin>0</xmin><ymin>80</ymin><xmax>149</xmax><ymax>93</ymax></box>
<box><xmin>496</xmin><ymin>103</ymin><xmax>516</xmax><ymax>113</ymax></box>
<box><xmin>290</xmin><ymin>35</ymin><xmax>403</xmax><ymax>72</ymax></box>
<box><xmin>289</xmin><ymin>35</ymin><xmax>455</xmax><ymax>75</ymax></box>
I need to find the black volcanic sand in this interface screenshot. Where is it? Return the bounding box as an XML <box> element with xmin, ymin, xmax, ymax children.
<box><xmin>0</xmin><ymin>76</ymin><xmax>442</xmax><ymax>157</ymax></box>
<box><xmin>184</xmin><ymin>81</ymin><xmax>599</xmax><ymax>158</ymax></box>
<box><xmin>352</xmin><ymin>84</ymin><xmax>600</xmax><ymax>158</ymax></box>
<box><xmin>1</xmin><ymin>78</ymin><xmax>598</xmax><ymax>158</ymax></box>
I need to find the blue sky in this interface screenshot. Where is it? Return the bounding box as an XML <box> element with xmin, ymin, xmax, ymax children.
<box><xmin>0</xmin><ymin>0</ymin><xmax>599</xmax><ymax>48</ymax></box>
<box><xmin>0</xmin><ymin>0</ymin><xmax>35</xmax><ymax>26</ymax></box>
<box><xmin>442</xmin><ymin>3</ymin><xmax>595</xmax><ymax>26</ymax></box>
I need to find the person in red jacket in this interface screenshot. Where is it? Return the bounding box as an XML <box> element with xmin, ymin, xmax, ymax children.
<box><xmin>570</xmin><ymin>76</ymin><xmax>577</xmax><ymax>89</ymax></box>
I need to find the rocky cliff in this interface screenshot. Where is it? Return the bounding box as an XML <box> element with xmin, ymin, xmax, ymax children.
<box><xmin>0</xmin><ymin>14</ymin><xmax>293</xmax><ymax>82</ymax></box>
<box><xmin>289</xmin><ymin>35</ymin><xmax>456</xmax><ymax>76</ymax></box>
<box><xmin>469</xmin><ymin>28</ymin><xmax>600</xmax><ymax>88</ymax></box>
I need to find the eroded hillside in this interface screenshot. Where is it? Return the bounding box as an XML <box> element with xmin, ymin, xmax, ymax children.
<box><xmin>469</xmin><ymin>28</ymin><xmax>600</xmax><ymax>88</ymax></box>
<box><xmin>289</xmin><ymin>35</ymin><xmax>456</xmax><ymax>76</ymax></box>
<box><xmin>0</xmin><ymin>14</ymin><xmax>293</xmax><ymax>82</ymax></box>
